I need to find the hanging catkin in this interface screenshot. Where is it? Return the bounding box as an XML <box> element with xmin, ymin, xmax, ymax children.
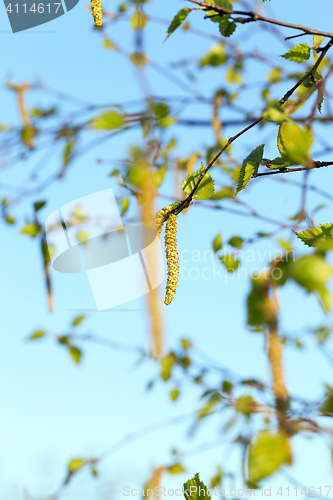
<box><xmin>91</xmin><ymin>0</ymin><xmax>103</xmax><ymax>28</ymax></box>
<box><xmin>164</xmin><ymin>213</ymin><xmax>179</xmax><ymax>305</ymax></box>
<box><xmin>153</xmin><ymin>205</ymin><xmax>173</xmax><ymax>238</ymax></box>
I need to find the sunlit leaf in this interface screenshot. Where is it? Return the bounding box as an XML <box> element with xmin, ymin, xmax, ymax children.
<box><xmin>281</xmin><ymin>43</ymin><xmax>310</xmax><ymax>63</ymax></box>
<box><xmin>248</xmin><ymin>431</ymin><xmax>292</xmax><ymax>483</ymax></box>
<box><xmin>166</xmin><ymin>8</ymin><xmax>191</xmax><ymax>39</ymax></box>
<box><xmin>90</xmin><ymin>111</ymin><xmax>124</xmax><ymax>130</ymax></box>
<box><xmin>233</xmin><ymin>145</ymin><xmax>264</xmax><ymax>197</ymax></box>
<box><xmin>181</xmin><ymin>164</ymin><xmax>215</xmax><ymax>200</ymax></box>
<box><xmin>277</xmin><ymin>121</ymin><xmax>313</xmax><ymax>166</ymax></box>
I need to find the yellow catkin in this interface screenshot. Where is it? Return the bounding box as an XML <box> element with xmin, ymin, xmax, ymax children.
<box><xmin>264</xmin><ymin>296</ymin><xmax>289</xmax><ymax>430</ymax></box>
<box><xmin>146</xmin><ymin>466</ymin><xmax>166</xmax><ymax>498</ymax></box>
<box><xmin>91</xmin><ymin>0</ymin><xmax>103</xmax><ymax>28</ymax></box>
<box><xmin>153</xmin><ymin>205</ymin><xmax>173</xmax><ymax>238</ymax></box>
<box><xmin>164</xmin><ymin>214</ymin><xmax>179</xmax><ymax>305</ymax></box>
<box><xmin>141</xmin><ymin>177</ymin><xmax>164</xmax><ymax>359</ymax></box>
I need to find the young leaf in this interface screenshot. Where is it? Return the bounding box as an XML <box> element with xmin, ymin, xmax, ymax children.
<box><xmin>228</xmin><ymin>236</ymin><xmax>243</xmax><ymax>248</ymax></box>
<box><xmin>233</xmin><ymin>145</ymin><xmax>264</xmax><ymax>197</ymax></box>
<box><xmin>120</xmin><ymin>198</ymin><xmax>130</xmax><ymax>215</ymax></box>
<box><xmin>220</xmin><ymin>254</ymin><xmax>240</xmax><ymax>272</ymax></box>
<box><xmin>248</xmin><ymin>431</ymin><xmax>292</xmax><ymax>483</ymax></box>
<box><xmin>218</xmin><ymin>18</ymin><xmax>236</xmax><ymax>37</ymax></box>
<box><xmin>21</xmin><ymin>222</ymin><xmax>41</xmax><ymax>237</ymax></box>
<box><xmin>170</xmin><ymin>388</ymin><xmax>180</xmax><ymax>401</ymax></box>
<box><xmin>291</xmin><ymin>255</ymin><xmax>333</xmax><ymax>312</ymax></box>
<box><xmin>90</xmin><ymin>111</ymin><xmax>124</xmax><ymax>130</ymax></box>
<box><xmin>68</xmin><ymin>458</ymin><xmax>86</xmax><ymax>473</ymax></box>
<box><xmin>69</xmin><ymin>345</ymin><xmax>82</xmax><ymax>364</ymax></box>
<box><xmin>199</xmin><ymin>45</ymin><xmax>228</xmax><ymax>68</ymax></box>
<box><xmin>213</xmin><ymin>233</ymin><xmax>222</xmax><ymax>253</ymax></box>
<box><xmin>181</xmin><ymin>164</ymin><xmax>215</xmax><ymax>200</ymax></box>
<box><xmin>183</xmin><ymin>473</ymin><xmax>211</xmax><ymax>500</ymax></box>
<box><xmin>247</xmin><ymin>278</ymin><xmax>266</xmax><ymax>326</ymax></box>
<box><xmin>277</xmin><ymin>122</ymin><xmax>312</xmax><ymax>166</ymax></box>
<box><xmin>212</xmin><ymin>0</ymin><xmax>232</xmax><ymax>8</ymax></box>
<box><xmin>166</xmin><ymin>8</ymin><xmax>191</xmax><ymax>39</ymax></box>
<box><xmin>29</xmin><ymin>330</ymin><xmax>46</xmax><ymax>340</ymax></box>
<box><xmin>313</xmin><ymin>33</ymin><xmax>325</xmax><ymax>50</ymax></box>
<box><xmin>168</xmin><ymin>462</ymin><xmax>186</xmax><ymax>474</ymax></box>
<box><xmin>72</xmin><ymin>315</ymin><xmax>85</xmax><ymax>327</ymax></box>
<box><xmin>33</xmin><ymin>201</ymin><xmax>46</xmax><ymax>212</ymax></box>
<box><xmin>281</xmin><ymin>43</ymin><xmax>310</xmax><ymax>63</ymax></box>
<box><xmin>295</xmin><ymin>223</ymin><xmax>333</xmax><ymax>249</ymax></box>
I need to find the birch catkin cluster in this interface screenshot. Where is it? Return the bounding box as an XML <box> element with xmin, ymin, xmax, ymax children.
<box><xmin>153</xmin><ymin>205</ymin><xmax>179</xmax><ymax>306</ymax></box>
<box><xmin>91</xmin><ymin>0</ymin><xmax>103</xmax><ymax>28</ymax></box>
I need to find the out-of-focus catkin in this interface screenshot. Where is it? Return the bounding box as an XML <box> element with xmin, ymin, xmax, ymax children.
<box><xmin>141</xmin><ymin>176</ymin><xmax>164</xmax><ymax>359</ymax></box>
<box><xmin>91</xmin><ymin>0</ymin><xmax>103</xmax><ymax>28</ymax></box>
<box><xmin>146</xmin><ymin>466</ymin><xmax>166</xmax><ymax>499</ymax></box>
<box><xmin>164</xmin><ymin>213</ymin><xmax>179</xmax><ymax>305</ymax></box>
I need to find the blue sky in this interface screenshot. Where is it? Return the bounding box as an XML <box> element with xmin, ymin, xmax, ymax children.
<box><xmin>1</xmin><ymin>0</ymin><xmax>333</xmax><ymax>499</ymax></box>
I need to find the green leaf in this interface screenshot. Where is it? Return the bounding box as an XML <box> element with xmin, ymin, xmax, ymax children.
<box><xmin>70</xmin><ymin>206</ymin><xmax>89</xmax><ymax>225</ymax></box>
<box><xmin>303</xmin><ymin>67</ymin><xmax>322</xmax><ymax>88</ymax></box>
<box><xmin>290</xmin><ymin>255</ymin><xmax>332</xmax><ymax>312</ymax></box>
<box><xmin>313</xmin><ymin>33</ymin><xmax>325</xmax><ymax>50</ymax></box>
<box><xmin>228</xmin><ymin>236</ymin><xmax>243</xmax><ymax>248</ymax></box>
<box><xmin>160</xmin><ymin>353</ymin><xmax>175</xmax><ymax>381</ymax></box>
<box><xmin>29</xmin><ymin>330</ymin><xmax>46</xmax><ymax>340</ymax></box>
<box><xmin>210</xmin><ymin>466</ymin><xmax>223</xmax><ymax>488</ymax></box>
<box><xmin>33</xmin><ymin>201</ymin><xmax>46</xmax><ymax>212</ymax></box>
<box><xmin>212</xmin><ymin>0</ymin><xmax>232</xmax><ymax>7</ymax></box>
<box><xmin>281</xmin><ymin>43</ymin><xmax>310</xmax><ymax>63</ymax></box>
<box><xmin>69</xmin><ymin>346</ymin><xmax>82</xmax><ymax>364</ymax></box>
<box><xmin>199</xmin><ymin>45</ymin><xmax>228</xmax><ymax>67</ymax></box>
<box><xmin>218</xmin><ymin>18</ymin><xmax>236</xmax><ymax>37</ymax></box>
<box><xmin>233</xmin><ymin>145</ymin><xmax>264</xmax><ymax>197</ymax></box>
<box><xmin>181</xmin><ymin>163</ymin><xmax>215</xmax><ymax>200</ymax></box>
<box><xmin>220</xmin><ymin>254</ymin><xmax>240</xmax><ymax>272</ymax></box>
<box><xmin>295</xmin><ymin>223</ymin><xmax>333</xmax><ymax>249</ymax></box>
<box><xmin>277</xmin><ymin>121</ymin><xmax>312</xmax><ymax>166</ymax></box>
<box><xmin>313</xmin><ymin>326</ymin><xmax>330</xmax><ymax>344</ymax></box>
<box><xmin>103</xmin><ymin>36</ymin><xmax>117</xmax><ymax>50</ymax></box>
<box><xmin>183</xmin><ymin>473</ymin><xmax>211</xmax><ymax>500</ymax></box>
<box><xmin>90</xmin><ymin>111</ymin><xmax>124</xmax><ymax>130</ymax></box>
<box><xmin>318</xmin><ymin>86</ymin><xmax>325</xmax><ymax>113</ymax></box>
<box><xmin>76</xmin><ymin>231</ymin><xmax>89</xmax><ymax>245</ymax></box>
<box><xmin>21</xmin><ymin>222</ymin><xmax>41</xmax><ymax>238</ymax></box>
<box><xmin>248</xmin><ymin>431</ymin><xmax>292</xmax><ymax>483</ymax></box>
<box><xmin>262</xmin><ymin>106</ymin><xmax>287</xmax><ymax>124</ymax></box>
<box><xmin>247</xmin><ymin>277</ymin><xmax>267</xmax><ymax>327</ymax></box>
<box><xmin>5</xmin><ymin>214</ymin><xmax>15</xmax><ymax>224</ymax></box>
<box><xmin>72</xmin><ymin>315</ymin><xmax>85</xmax><ymax>327</ymax></box>
<box><xmin>269</xmin><ymin>157</ymin><xmax>291</xmax><ymax>169</ymax></box>
<box><xmin>131</xmin><ymin>8</ymin><xmax>147</xmax><ymax>30</ymax></box>
<box><xmin>211</xmin><ymin>187</ymin><xmax>234</xmax><ymax>199</ymax></box>
<box><xmin>63</xmin><ymin>140</ymin><xmax>74</xmax><ymax>166</ymax></box>
<box><xmin>320</xmin><ymin>392</ymin><xmax>333</xmax><ymax>415</ymax></box>
<box><xmin>68</xmin><ymin>458</ymin><xmax>86</xmax><ymax>473</ymax></box>
<box><xmin>166</xmin><ymin>8</ymin><xmax>191</xmax><ymax>39</ymax></box>
<box><xmin>120</xmin><ymin>198</ymin><xmax>129</xmax><ymax>215</ymax></box>
<box><xmin>129</xmin><ymin>52</ymin><xmax>147</xmax><ymax>67</ymax></box>
<box><xmin>170</xmin><ymin>388</ymin><xmax>180</xmax><ymax>401</ymax></box>
<box><xmin>267</xmin><ymin>67</ymin><xmax>282</xmax><ymax>84</ymax></box>
<box><xmin>213</xmin><ymin>233</ymin><xmax>222</xmax><ymax>253</ymax></box>
<box><xmin>226</xmin><ymin>66</ymin><xmax>241</xmax><ymax>83</ymax></box>
<box><xmin>168</xmin><ymin>463</ymin><xmax>186</xmax><ymax>474</ymax></box>
<box><xmin>235</xmin><ymin>395</ymin><xmax>257</xmax><ymax>416</ymax></box>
